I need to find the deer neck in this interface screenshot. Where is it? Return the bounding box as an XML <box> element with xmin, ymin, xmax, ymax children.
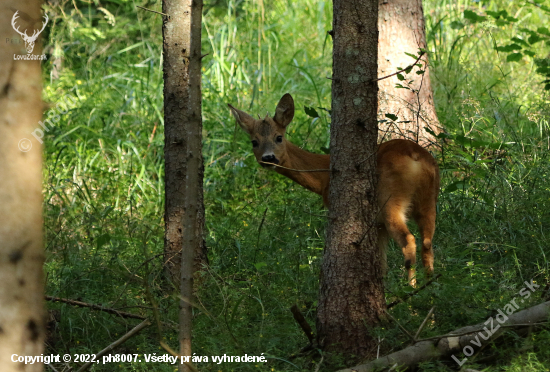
<box><xmin>276</xmin><ymin>141</ymin><xmax>330</xmax><ymax>198</ymax></box>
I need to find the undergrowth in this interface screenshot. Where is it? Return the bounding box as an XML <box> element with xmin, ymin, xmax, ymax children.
<box><xmin>39</xmin><ymin>0</ymin><xmax>550</xmax><ymax>371</ymax></box>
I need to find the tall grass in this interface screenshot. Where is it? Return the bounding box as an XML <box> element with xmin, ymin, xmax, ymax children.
<box><xmin>40</xmin><ymin>0</ymin><xmax>550</xmax><ymax>370</ymax></box>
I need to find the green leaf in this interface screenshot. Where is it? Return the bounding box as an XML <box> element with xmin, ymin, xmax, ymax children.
<box><xmin>537</xmin><ymin>27</ymin><xmax>550</xmax><ymax>36</ymax></box>
<box><xmin>528</xmin><ymin>34</ymin><xmax>543</xmax><ymax>44</ymax></box>
<box><xmin>445</xmin><ymin>181</ymin><xmax>469</xmax><ymax>193</ymax></box>
<box><xmin>395</xmin><ymin>84</ymin><xmax>409</xmax><ymax>89</ymax></box>
<box><xmin>385</xmin><ymin>113</ymin><xmax>398</xmax><ymax>121</ymax></box>
<box><xmin>496</xmin><ymin>44</ymin><xmax>522</xmax><ymax>52</ymax></box>
<box><xmin>464</xmin><ymin>10</ymin><xmax>478</xmax><ymax>21</ymax></box>
<box><xmin>304</xmin><ymin>106</ymin><xmax>319</xmax><ymax>118</ymax></box>
<box><xmin>464</xmin><ymin>10</ymin><xmax>486</xmax><ymax>23</ymax></box>
<box><xmin>254</xmin><ymin>262</ymin><xmax>267</xmax><ymax>270</ymax></box>
<box><xmin>450</xmin><ymin>20</ymin><xmax>465</xmax><ymax>29</ymax></box>
<box><xmin>507</xmin><ymin>53</ymin><xmax>523</xmax><ymax>62</ymax></box>
<box><xmin>320</xmin><ymin>146</ymin><xmax>330</xmax><ymax>154</ymax></box>
<box><xmin>97</xmin><ymin>233</ymin><xmax>111</xmax><ymax>250</ymax></box>
<box><xmin>511</xmin><ymin>37</ymin><xmax>529</xmax><ymax>46</ymax></box>
<box><xmin>453</xmin><ymin>135</ymin><xmax>467</xmax><ymax>146</ymax></box>
<box><xmin>487</xmin><ymin>10</ymin><xmax>507</xmax><ymax>19</ymax></box>
<box><xmin>396</xmin><ymin>73</ymin><xmax>405</xmax><ymax>81</ymax></box>
<box><xmin>416</xmin><ymin>70</ymin><xmax>425</xmax><ymax>74</ymax></box>
<box><xmin>523</xmin><ymin>50</ymin><xmax>536</xmax><ymax>57</ymax></box>
<box><xmin>505</xmin><ymin>16</ymin><xmax>519</xmax><ymax>22</ymax></box>
<box><xmin>534</xmin><ymin>58</ymin><xmax>550</xmax><ymax>68</ymax></box>
<box><xmin>544</xmin><ymin>83</ymin><xmax>550</xmax><ymax>91</ymax></box>
<box><xmin>424</xmin><ymin>127</ymin><xmax>436</xmax><ymax>136</ymax></box>
<box><xmin>404</xmin><ymin>52</ymin><xmax>418</xmax><ymax>59</ymax></box>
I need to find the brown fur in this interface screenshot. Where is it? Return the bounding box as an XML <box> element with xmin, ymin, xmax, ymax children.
<box><xmin>228</xmin><ymin>94</ymin><xmax>440</xmax><ymax>286</ymax></box>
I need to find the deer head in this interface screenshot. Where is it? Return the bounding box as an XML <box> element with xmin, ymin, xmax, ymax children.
<box><xmin>12</xmin><ymin>11</ymin><xmax>48</xmax><ymax>54</ymax></box>
<box><xmin>228</xmin><ymin>94</ymin><xmax>295</xmax><ymax>169</ymax></box>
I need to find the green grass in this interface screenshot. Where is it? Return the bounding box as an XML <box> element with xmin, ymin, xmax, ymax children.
<box><xmin>40</xmin><ymin>0</ymin><xmax>550</xmax><ymax>371</ymax></box>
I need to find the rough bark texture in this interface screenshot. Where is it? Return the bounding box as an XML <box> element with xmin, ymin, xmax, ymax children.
<box><xmin>0</xmin><ymin>2</ymin><xmax>45</xmax><ymax>371</ymax></box>
<box><xmin>378</xmin><ymin>0</ymin><xmax>441</xmax><ymax>145</ymax></box>
<box><xmin>338</xmin><ymin>300</ymin><xmax>550</xmax><ymax>372</ymax></box>
<box><xmin>162</xmin><ymin>1</ymin><xmax>206</xmax><ymax>284</ymax></box>
<box><xmin>316</xmin><ymin>0</ymin><xmax>385</xmax><ymax>360</ymax></box>
<box><xmin>162</xmin><ymin>0</ymin><xmax>205</xmax><ymax>368</ymax></box>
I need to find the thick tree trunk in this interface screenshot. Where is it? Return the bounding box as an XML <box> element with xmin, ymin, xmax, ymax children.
<box><xmin>317</xmin><ymin>0</ymin><xmax>385</xmax><ymax>361</ymax></box>
<box><xmin>338</xmin><ymin>300</ymin><xmax>550</xmax><ymax>372</ymax></box>
<box><xmin>162</xmin><ymin>0</ymin><xmax>205</xmax><ymax>369</ymax></box>
<box><xmin>0</xmin><ymin>2</ymin><xmax>45</xmax><ymax>371</ymax></box>
<box><xmin>378</xmin><ymin>0</ymin><xmax>441</xmax><ymax>146</ymax></box>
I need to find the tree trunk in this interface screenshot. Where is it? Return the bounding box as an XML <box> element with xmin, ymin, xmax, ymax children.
<box><xmin>317</xmin><ymin>0</ymin><xmax>385</xmax><ymax>361</ymax></box>
<box><xmin>0</xmin><ymin>2</ymin><xmax>45</xmax><ymax>371</ymax></box>
<box><xmin>162</xmin><ymin>2</ymin><xmax>207</xmax><ymax>283</ymax></box>
<box><xmin>162</xmin><ymin>0</ymin><xmax>205</xmax><ymax>369</ymax></box>
<box><xmin>378</xmin><ymin>0</ymin><xmax>441</xmax><ymax>146</ymax></box>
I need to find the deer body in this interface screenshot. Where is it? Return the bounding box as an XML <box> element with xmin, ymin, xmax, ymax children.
<box><xmin>229</xmin><ymin>94</ymin><xmax>439</xmax><ymax>285</ymax></box>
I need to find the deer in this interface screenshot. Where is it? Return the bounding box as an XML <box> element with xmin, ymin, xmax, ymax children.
<box><xmin>228</xmin><ymin>93</ymin><xmax>440</xmax><ymax>286</ymax></box>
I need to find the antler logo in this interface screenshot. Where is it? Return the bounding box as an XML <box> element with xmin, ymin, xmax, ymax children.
<box><xmin>11</xmin><ymin>10</ymin><xmax>48</xmax><ymax>54</ymax></box>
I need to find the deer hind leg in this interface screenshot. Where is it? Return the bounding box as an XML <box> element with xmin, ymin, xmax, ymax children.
<box><xmin>414</xmin><ymin>207</ymin><xmax>436</xmax><ymax>277</ymax></box>
<box><xmin>385</xmin><ymin>201</ymin><xmax>417</xmax><ymax>286</ymax></box>
<box><xmin>377</xmin><ymin>224</ymin><xmax>389</xmax><ymax>278</ymax></box>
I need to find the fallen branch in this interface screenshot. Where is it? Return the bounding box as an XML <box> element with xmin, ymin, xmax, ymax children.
<box><xmin>413</xmin><ymin>306</ymin><xmax>435</xmax><ymax>342</ymax></box>
<box><xmin>290</xmin><ymin>304</ymin><xmax>315</xmax><ymax>343</ymax></box>
<box><xmin>386</xmin><ymin>273</ymin><xmax>441</xmax><ymax>309</ymax></box>
<box><xmin>46</xmin><ymin>295</ymin><xmax>146</xmax><ymax>320</ymax></box>
<box><xmin>338</xmin><ymin>300</ymin><xmax>550</xmax><ymax>372</ymax></box>
<box><xmin>76</xmin><ymin>319</ymin><xmax>150</xmax><ymax>372</ymax></box>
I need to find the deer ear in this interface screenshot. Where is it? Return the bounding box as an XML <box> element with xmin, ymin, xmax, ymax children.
<box><xmin>228</xmin><ymin>104</ymin><xmax>255</xmax><ymax>135</ymax></box>
<box><xmin>273</xmin><ymin>93</ymin><xmax>294</xmax><ymax>128</ymax></box>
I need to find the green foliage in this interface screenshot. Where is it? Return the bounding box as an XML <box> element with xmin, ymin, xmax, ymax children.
<box><xmin>40</xmin><ymin>0</ymin><xmax>550</xmax><ymax>371</ymax></box>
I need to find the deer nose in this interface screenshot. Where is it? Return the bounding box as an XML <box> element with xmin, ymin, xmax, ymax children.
<box><xmin>261</xmin><ymin>154</ymin><xmax>278</xmax><ymax>164</ymax></box>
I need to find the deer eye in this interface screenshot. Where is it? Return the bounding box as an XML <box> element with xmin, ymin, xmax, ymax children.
<box><xmin>276</xmin><ymin>135</ymin><xmax>283</xmax><ymax>143</ymax></box>
<box><xmin>251</xmin><ymin>140</ymin><xmax>259</xmax><ymax>148</ymax></box>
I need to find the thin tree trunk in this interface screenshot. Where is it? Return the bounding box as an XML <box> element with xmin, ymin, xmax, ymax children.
<box><xmin>378</xmin><ymin>0</ymin><xmax>441</xmax><ymax>146</ymax></box>
<box><xmin>163</xmin><ymin>1</ymin><xmax>207</xmax><ymax>288</ymax></box>
<box><xmin>317</xmin><ymin>0</ymin><xmax>385</xmax><ymax>361</ymax></box>
<box><xmin>0</xmin><ymin>2</ymin><xmax>45</xmax><ymax>371</ymax></box>
<box><xmin>162</xmin><ymin>0</ymin><xmax>205</xmax><ymax>369</ymax></box>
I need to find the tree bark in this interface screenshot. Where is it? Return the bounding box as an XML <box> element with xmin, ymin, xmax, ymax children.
<box><xmin>378</xmin><ymin>0</ymin><xmax>441</xmax><ymax>146</ymax></box>
<box><xmin>162</xmin><ymin>0</ymin><xmax>205</xmax><ymax>369</ymax></box>
<box><xmin>317</xmin><ymin>0</ymin><xmax>385</xmax><ymax>361</ymax></box>
<box><xmin>0</xmin><ymin>2</ymin><xmax>45</xmax><ymax>371</ymax></box>
<box><xmin>338</xmin><ymin>300</ymin><xmax>550</xmax><ymax>372</ymax></box>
